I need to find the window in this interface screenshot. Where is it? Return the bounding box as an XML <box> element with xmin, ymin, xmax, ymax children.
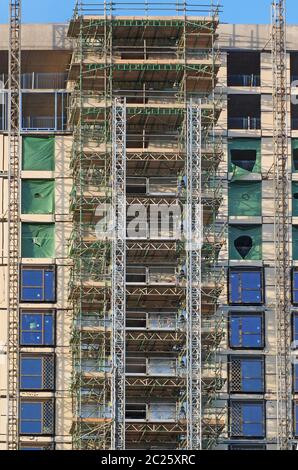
<box><xmin>293</xmin><ymin>313</ymin><xmax>298</xmax><ymax>347</ymax></box>
<box><xmin>20</xmin><ymin>443</ymin><xmax>54</xmax><ymax>451</ymax></box>
<box><xmin>20</xmin><ymin>400</ymin><xmax>54</xmax><ymax>435</ymax></box>
<box><xmin>20</xmin><ymin>266</ymin><xmax>56</xmax><ymax>302</ymax></box>
<box><xmin>126</xmin><ymin>404</ymin><xmax>146</xmax><ymax>420</ymax></box>
<box><xmin>230</xmin><ymin>150</ymin><xmax>257</xmax><ymax>172</ymax></box>
<box><xmin>230</xmin><ymin>401</ymin><xmax>265</xmax><ymax>438</ymax></box>
<box><xmin>229</xmin><ymin>269</ymin><xmax>263</xmax><ymax>304</ymax></box>
<box><xmin>293</xmin><ymin>270</ymin><xmax>298</xmax><ymax>304</ymax></box>
<box><xmin>294</xmin><ymin>364</ymin><xmax>298</xmax><ymax>393</ymax></box>
<box><xmin>20</xmin><ymin>311</ymin><xmax>55</xmax><ymax>346</ymax></box>
<box><xmin>229</xmin><ymin>313</ymin><xmax>263</xmax><ymax>349</ymax></box>
<box><xmin>20</xmin><ymin>355</ymin><xmax>55</xmax><ymax>391</ymax></box>
<box><xmin>230</xmin><ymin>357</ymin><xmax>264</xmax><ymax>393</ymax></box>
<box><xmin>229</xmin><ymin>444</ymin><xmax>266</xmax><ymax>450</ymax></box>
<box><xmin>295</xmin><ymin>402</ymin><xmax>298</xmax><ymax>437</ymax></box>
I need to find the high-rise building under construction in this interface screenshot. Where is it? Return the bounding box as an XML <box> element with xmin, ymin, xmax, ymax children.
<box><xmin>1</xmin><ymin>0</ymin><xmax>298</xmax><ymax>451</ymax></box>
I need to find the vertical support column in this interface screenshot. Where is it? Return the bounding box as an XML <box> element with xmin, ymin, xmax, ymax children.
<box><xmin>7</xmin><ymin>0</ymin><xmax>21</xmax><ymax>450</ymax></box>
<box><xmin>111</xmin><ymin>97</ymin><xmax>126</xmax><ymax>450</ymax></box>
<box><xmin>186</xmin><ymin>100</ymin><xmax>202</xmax><ymax>450</ymax></box>
<box><xmin>272</xmin><ymin>0</ymin><xmax>292</xmax><ymax>450</ymax></box>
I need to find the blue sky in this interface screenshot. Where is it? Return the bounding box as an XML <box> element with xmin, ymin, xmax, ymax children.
<box><xmin>1</xmin><ymin>0</ymin><xmax>298</xmax><ymax>24</ymax></box>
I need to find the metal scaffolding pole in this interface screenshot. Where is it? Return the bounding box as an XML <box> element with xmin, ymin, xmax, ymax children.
<box><xmin>111</xmin><ymin>97</ymin><xmax>127</xmax><ymax>450</ymax></box>
<box><xmin>7</xmin><ymin>0</ymin><xmax>21</xmax><ymax>450</ymax></box>
<box><xmin>272</xmin><ymin>0</ymin><xmax>292</xmax><ymax>450</ymax></box>
<box><xmin>186</xmin><ymin>100</ymin><xmax>202</xmax><ymax>450</ymax></box>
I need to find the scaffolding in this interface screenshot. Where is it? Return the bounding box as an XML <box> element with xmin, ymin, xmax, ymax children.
<box><xmin>68</xmin><ymin>0</ymin><xmax>225</xmax><ymax>450</ymax></box>
<box><xmin>7</xmin><ymin>0</ymin><xmax>21</xmax><ymax>451</ymax></box>
<box><xmin>271</xmin><ymin>0</ymin><xmax>292</xmax><ymax>450</ymax></box>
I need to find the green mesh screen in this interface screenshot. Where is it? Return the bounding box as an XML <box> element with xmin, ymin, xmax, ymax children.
<box><xmin>229</xmin><ymin>181</ymin><xmax>262</xmax><ymax>216</ymax></box>
<box><xmin>22</xmin><ymin>223</ymin><xmax>55</xmax><ymax>258</ymax></box>
<box><xmin>22</xmin><ymin>180</ymin><xmax>55</xmax><ymax>214</ymax></box>
<box><xmin>22</xmin><ymin>136</ymin><xmax>55</xmax><ymax>171</ymax></box>
<box><xmin>228</xmin><ymin>138</ymin><xmax>261</xmax><ymax>179</ymax></box>
<box><xmin>229</xmin><ymin>224</ymin><xmax>262</xmax><ymax>260</ymax></box>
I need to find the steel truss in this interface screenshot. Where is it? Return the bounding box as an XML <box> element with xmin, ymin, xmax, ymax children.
<box><xmin>185</xmin><ymin>102</ymin><xmax>203</xmax><ymax>450</ymax></box>
<box><xmin>7</xmin><ymin>0</ymin><xmax>21</xmax><ymax>451</ymax></box>
<box><xmin>272</xmin><ymin>0</ymin><xmax>292</xmax><ymax>450</ymax></box>
<box><xmin>111</xmin><ymin>98</ymin><xmax>126</xmax><ymax>450</ymax></box>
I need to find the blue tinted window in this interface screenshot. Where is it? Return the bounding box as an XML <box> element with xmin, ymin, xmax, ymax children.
<box><xmin>20</xmin><ymin>358</ymin><xmax>42</xmax><ymax>390</ymax></box>
<box><xmin>20</xmin><ymin>401</ymin><xmax>54</xmax><ymax>435</ymax></box>
<box><xmin>21</xmin><ymin>267</ymin><xmax>55</xmax><ymax>302</ymax></box>
<box><xmin>295</xmin><ymin>403</ymin><xmax>298</xmax><ymax>436</ymax></box>
<box><xmin>231</xmin><ymin>357</ymin><xmax>264</xmax><ymax>393</ymax></box>
<box><xmin>294</xmin><ymin>314</ymin><xmax>298</xmax><ymax>347</ymax></box>
<box><xmin>229</xmin><ymin>270</ymin><xmax>263</xmax><ymax>304</ymax></box>
<box><xmin>20</xmin><ymin>311</ymin><xmax>55</xmax><ymax>346</ymax></box>
<box><xmin>231</xmin><ymin>402</ymin><xmax>265</xmax><ymax>437</ymax></box>
<box><xmin>293</xmin><ymin>272</ymin><xmax>298</xmax><ymax>303</ymax></box>
<box><xmin>20</xmin><ymin>355</ymin><xmax>54</xmax><ymax>391</ymax></box>
<box><xmin>230</xmin><ymin>314</ymin><xmax>263</xmax><ymax>348</ymax></box>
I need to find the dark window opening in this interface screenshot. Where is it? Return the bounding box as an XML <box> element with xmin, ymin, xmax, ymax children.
<box><xmin>228</xmin><ymin>95</ymin><xmax>261</xmax><ymax>130</ymax></box>
<box><xmin>293</xmin><ymin>149</ymin><xmax>298</xmax><ymax>170</ymax></box>
<box><xmin>292</xmin><ymin>102</ymin><xmax>298</xmax><ymax>130</ymax></box>
<box><xmin>227</xmin><ymin>52</ymin><xmax>261</xmax><ymax>87</ymax></box>
<box><xmin>126</xmin><ymin>357</ymin><xmax>146</xmax><ymax>374</ymax></box>
<box><xmin>230</xmin><ymin>149</ymin><xmax>257</xmax><ymax>172</ymax></box>
<box><xmin>126</xmin><ymin>312</ymin><xmax>147</xmax><ymax>329</ymax></box>
<box><xmin>291</xmin><ymin>52</ymin><xmax>298</xmax><ymax>82</ymax></box>
<box><xmin>126</xmin><ymin>404</ymin><xmax>146</xmax><ymax>420</ymax></box>
<box><xmin>126</xmin><ymin>267</ymin><xmax>146</xmax><ymax>283</ymax></box>
<box><xmin>234</xmin><ymin>235</ymin><xmax>253</xmax><ymax>259</ymax></box>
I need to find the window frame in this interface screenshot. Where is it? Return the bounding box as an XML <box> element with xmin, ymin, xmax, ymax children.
<box><xmin>292</xmin><ymin>269</ymin><xmax>298</xmax><ymax>305</ymax></box>
<box><xmin>228</xmin><ymin>268</ymin><xmax>264</xmax><ymax>305</ymax></box>
<box><xmin>229</xmin><ymin>312</ymin><xmax>264</xmax><ymax>350</ymax></box>
<box><xmin>229</xmin><ymin>400</ymin><xmax>266</xmax><ymax>439</ymax></box>
<box><xmin>229</xmin><ymin>356</ymin><xmax>265</xmax><ymax>394</ymax></box>
<box><xmin>20</xmin><ymin>265</ymin><xmax>56</xmax><ymax>303</ymax></box>
<box><xmin>19</xmin><ymin>399</ymin><xmax>55</xmax><ymax>436</ymax></box>
<box><xmin>20</xmin><ymin>354</ymin><xmax>55</xmax><ymax>392</ymax></box>
<box><xmin>19</xmin><ymin>309</ymin><xmax>56</xmax><ymax>347</ymax></box>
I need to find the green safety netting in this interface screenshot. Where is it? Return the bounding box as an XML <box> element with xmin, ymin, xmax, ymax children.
<box><xmin>228</xmin><ymin>138</ymin><xmax>261</xmax><ymax>179</ymax></box>
<box><xmin>22</xmin><ymin>136</ymin><xmax>55</xmax><ymax>171</ymax></box>
<box><xmin>229</xmin><ymin>224</ymin><xmax>262</xmax><ymax>260</ymax></box>
<box><xmin>22</xmin><ymin>223</ymin><xmax>55</xmax><ymax>258</ymax></box>
<box><xmin>292</xmin><ymin>139</ymin><xmax>298</xmax><ymax>172</ymax></box>
<box><xmin>293</xmin><ymin>182</ymin><xmax>298</xmax><ymax>216</ymax></box>
<box><xmin>228</xmin><ymin>181</ymin><xmax>262</xmax><ymax>216</ymax></box>
<box><xmin>22</xmin><ymin>180</ymin><xmax>55</xmax><ymax>214</ymax></box>
<box><xmin>293</xmin><ymin>226</ymin><xmax>298</xmax><ymax>260</ymax></box>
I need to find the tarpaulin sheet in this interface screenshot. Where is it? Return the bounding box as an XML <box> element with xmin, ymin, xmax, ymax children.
<box><xmin>22</xmin><ymin>180</ymin><xmax>55</xmax><ymax>214</ymax></box>
<box><xmin>228</xmin><ymin>138</ymin><xmax>261</xmax><ymax>179</ymax></box>
<box><xmin>229</xmin><ymin>224</ymin><xmax>262</xmax><ymax>260</ymax></box>
<box><xmin>229</xmin><ymin>181</ymin><xmax>262</xmax><ymax>216</ymax></box>
<box><xmin>22</xmin><ymin>136</ymin><xmax>55</xmax><ymax>171</ymax></box>
<box><xmin>22</xmin><ymin>223</ymin><xmax>55</xmax><ymax>258</ymax></box>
